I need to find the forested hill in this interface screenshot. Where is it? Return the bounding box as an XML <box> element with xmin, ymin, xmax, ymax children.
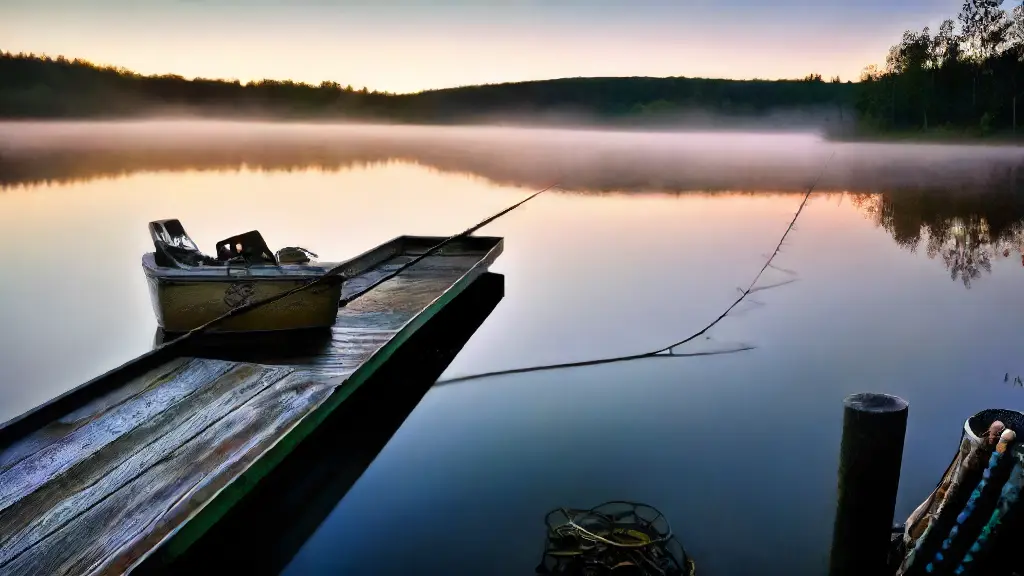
<box><xmin>0</xmin><ymin>51</ymin><xmax>855</xmax><ymax>127</ymax></box>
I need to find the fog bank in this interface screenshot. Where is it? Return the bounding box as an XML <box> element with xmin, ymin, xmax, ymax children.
<box><xmin>2</xmin><ymin>121</ymin><xmax>1023</xmax><ymax>193</ymax></box>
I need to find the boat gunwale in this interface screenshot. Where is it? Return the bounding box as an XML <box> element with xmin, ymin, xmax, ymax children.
<box><xmin>0</xmin><ymin>234</ymin><xmax>502</xmax><ymax>451</ymax></box>
<box><xmin>144</xmin><ymin>271</ymin><xmax>349</xmax><ymax>284</ymax></box>
<box><xmin>141</xmin><ymin>253</ymin><xmax>346</xmax><ymax>281</ymax></box>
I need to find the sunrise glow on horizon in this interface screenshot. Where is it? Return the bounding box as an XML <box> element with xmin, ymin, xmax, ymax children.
<box><xmin>1</xmin><ymin>0</ymin><xmax>962</xmax><ymax>93</ymax></box>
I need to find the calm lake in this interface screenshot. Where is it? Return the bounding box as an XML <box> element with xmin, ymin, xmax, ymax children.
<box><xmin>2</xmin><ymin>121</ymin><xmax>1024</xmax><ymax>575</ymax></box>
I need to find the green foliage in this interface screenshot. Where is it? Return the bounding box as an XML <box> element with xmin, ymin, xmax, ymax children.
<box><xmin>0</xmin><ymin>50</ymin><xmax>856</xmax><ymax>122</ymax></box>
<box><xmin>856</xmin><ymin>3</ymin><xmax>1024</xmax><ymax>137</ymax></box>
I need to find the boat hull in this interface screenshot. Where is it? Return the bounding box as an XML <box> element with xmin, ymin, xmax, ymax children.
<box><xmin>146</xmin><ymin>275</ymin><xmax>344</xmax><ymax>333</ymax></box>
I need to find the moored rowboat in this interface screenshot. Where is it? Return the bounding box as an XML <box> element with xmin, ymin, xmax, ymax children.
<box><xmin>143</xmin><ymin>219</ymin><xmax>344</xmax><ymax>333</ymax></box>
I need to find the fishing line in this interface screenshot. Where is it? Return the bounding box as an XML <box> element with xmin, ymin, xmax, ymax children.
<box><xmin>338</xmin><ymin>183</ymin><xmax>556</xmax><ymax>306</ymax></box>
<box><xmin>155</xmin><ymin>181</ymin><xmax>559</xmax><ymax>350</ymax></box>
<box><xmin>434</xmin><ymin>151</ymin><xmax>835</xmax><ymax>387</ymax></box>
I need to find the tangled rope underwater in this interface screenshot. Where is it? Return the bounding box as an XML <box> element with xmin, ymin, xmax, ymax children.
<box><xmin>434</xmin><ymin>151</ymin><xmax>835</xmax><ymax>387</ymax></box>
<box><xmin>537</xmin><ymin>501</ymin><xmax>695</xmax><ymax>576</ymax></box>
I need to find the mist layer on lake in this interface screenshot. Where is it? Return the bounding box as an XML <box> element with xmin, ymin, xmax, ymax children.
<box><xmin>1</xmin><ymin>122</ymin><xmax>1023</xmax><ymax>575</ymax></box>
<box><xmin>4</xmin><ymin>120</ymin><xmax>1024</xmax><ymax>193</ymax></box>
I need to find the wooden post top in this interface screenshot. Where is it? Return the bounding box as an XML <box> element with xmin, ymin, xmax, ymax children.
<box><xmin>843</xmin><ymin>392</ymin><xmax>909</xmax><ymax>414</ymax></box>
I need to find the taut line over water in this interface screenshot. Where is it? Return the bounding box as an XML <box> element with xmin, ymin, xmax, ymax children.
<box><xmin>153</xmin><ymin>182</ymin><xmax>559</xmax><ymax>350</ymax></box>
<box><xmin>434</xmin><ymin>152</ymin><xmax>835</xmax><ymax>387</ymax></box>
<box><xmin>338</xmin><ymin>183</ymin><xmax>556</xmax><ymax>306</ymax></box>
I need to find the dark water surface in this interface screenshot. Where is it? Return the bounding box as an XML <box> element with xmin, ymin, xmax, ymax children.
<box><xmin>2</xmin><ymin>122</ymin><xmax>1024</xmax><ymax>575</ymax></box>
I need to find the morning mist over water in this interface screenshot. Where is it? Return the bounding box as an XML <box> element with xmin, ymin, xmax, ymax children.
<box><xmin>1</xmin><ymin>121</ymin><xmax>1024</xmax><ymax>575</ymax></box>
<box><xmin>3</xmin><ymin>120</ymin><xmax>1024</xmax><ymax>192</ymax></box>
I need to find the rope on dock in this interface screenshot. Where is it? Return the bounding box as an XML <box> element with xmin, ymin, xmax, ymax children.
<box><xmin>155</xmin><ymin>182</ymin><xmax>560</xmax><ymax>350</ymax></box>
<box><xmin>434</xmin><ymin>151</ymin><xmax>835</xmax><ymax>387</ymax></box>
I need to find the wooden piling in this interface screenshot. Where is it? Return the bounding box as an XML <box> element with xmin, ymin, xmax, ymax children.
<box><xmin>828</xmin><ymin>392</ymin><xmax>909</xmax><ymax>576</ymax></box>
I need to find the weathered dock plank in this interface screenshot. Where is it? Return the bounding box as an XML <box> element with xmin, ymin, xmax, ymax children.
<box><xmin>0</xmin><ymin>358</ymin><xmax>192</xmax><ymax>476</ymax></box>
<box><xmin>0</xmin><ymin>359</ymin><xmax>236</xmax><ymax>513</ymax></box>
<box><xmin>0</xmin><ymin>235</ymin><xmax>503</xmax><ymax>575</ymax></box>
<box><xmin>2</xmin><ymin>372</ymin><xmax>331</xmax><ymax>576</ymax></box>
<box><xmin>0</xmin><ymin>364</ymin><xmax>292</xmax><ymax>566</ymax></box>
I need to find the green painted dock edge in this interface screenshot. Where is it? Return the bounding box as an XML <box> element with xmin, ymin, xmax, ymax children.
<box><xmin>132</xmin><ymin>244</ymin><xmax>503</xmax><ymax>571</ymax></box>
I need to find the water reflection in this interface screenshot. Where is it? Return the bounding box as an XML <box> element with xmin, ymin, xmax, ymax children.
<box><xmin>3</xmin><ymin>123</ymin><xmax>1024</xmax><ymax>575</ymax></box>
<box><xmin>850</xmin><ymin>189</ymin><xmax>1024</xmax><ymax>288</ymax></box>
<box><xmin>3</xmin><ymin>121</ymin><xmax>1024</xmax><ymax>193</ymax></box>
<box><xmin>4</xmin><ymin>121</ymin><xmax>1024</xmax><ymax>291</ymax></box>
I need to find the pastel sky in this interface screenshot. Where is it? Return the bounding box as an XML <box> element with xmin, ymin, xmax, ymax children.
<box><xmin>1</xmin><ymin>0</ymin><xmax>964</xmax><ymax>93</ymax></box>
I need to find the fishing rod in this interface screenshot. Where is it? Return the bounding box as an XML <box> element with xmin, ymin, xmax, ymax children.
<box><xmin>434</xmin><ymin>151</ymin><xmax>835</xmax><ymax>387</ymax></box>
<box><xmin>157</xmin><ymin>181</ymin><xmax>559</xmax><ymax>350</ymax></box>
<box><xmin>339</xmin><ymin>183</ymin><xmax>556</xmax><ymax>306</ymax></box>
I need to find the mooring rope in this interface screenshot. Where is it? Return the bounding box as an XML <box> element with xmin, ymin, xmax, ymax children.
<box><xmin>434</xmin><ymin>151</ymin><xmax>835</xmax><ymax>387</ymax></box>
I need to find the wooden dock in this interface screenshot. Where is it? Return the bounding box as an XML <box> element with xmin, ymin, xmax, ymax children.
<box><xmin>0</xmin><ymin>235</ymin><xmax>503</xmax><ymax>576</ymax></box>
<box><xmin>163</xmin><ymin>271</ymin><xmax>505</xmax><ymax>575</ymax></box>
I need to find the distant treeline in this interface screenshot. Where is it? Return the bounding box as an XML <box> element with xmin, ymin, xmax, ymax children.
<box><xmin>857</xmin><ymin>0</ymin><xmax>1024</xmax><ymax>136</ymax></box>
<box><xmin>0</xmin><ymin>50</ymin><xmax>854</xmax><ymax>126</ymax></box>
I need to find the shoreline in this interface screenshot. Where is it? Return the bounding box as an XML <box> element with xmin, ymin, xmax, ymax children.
<box><xmin>828</xmin><ymin>129</ymin><xmax>1024</xmax><ymax>146</ymax></box>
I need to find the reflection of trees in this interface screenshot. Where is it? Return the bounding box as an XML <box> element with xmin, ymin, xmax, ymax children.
<box><xmin>850</xmin><ymin>180</ymin><xmax>1024</xmax><ymax>288</ymax></box>
<box><xmin>937</xmin><ymin>217</ymin><xmax>992</xmax><ymax>289</ymax></box>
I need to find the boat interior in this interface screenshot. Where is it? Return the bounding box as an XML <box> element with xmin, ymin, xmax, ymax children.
<box><xmin>149</xmin><ymin>219</ymin><xmax>315</xmax><ymax>269</ymax></box>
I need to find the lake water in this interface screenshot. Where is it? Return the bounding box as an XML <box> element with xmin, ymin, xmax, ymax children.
<box><xmin>2</xmin><ymin>121</ymin><xmax>1024</xmax><ymax>575</ymax></box>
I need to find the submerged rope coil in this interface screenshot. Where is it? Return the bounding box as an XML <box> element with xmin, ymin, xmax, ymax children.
<box><xmin>537</xmin><ymin>501</ymin><xmax>695</xmax><ymax>576</ymax></box>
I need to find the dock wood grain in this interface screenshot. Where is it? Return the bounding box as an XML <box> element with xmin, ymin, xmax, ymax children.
<box><xmin>0</xmin><ymin>237</ymin><xmax>500</xmax><ymax>575</ymax></box>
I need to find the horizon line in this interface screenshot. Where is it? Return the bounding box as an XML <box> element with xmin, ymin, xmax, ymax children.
<box><xmin>1</xmin><ymin>48</ymin><xmax>863</xmax><ymax>95</ymax></box>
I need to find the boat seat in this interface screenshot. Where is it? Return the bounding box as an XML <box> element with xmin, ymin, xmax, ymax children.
<box><xmin>149</xmin><ymin>219</ymin><xmax>219</xmax><ymax>268</ymax></box>
<box><xmin>216</xmin><ymin>230</ymin><xmax>277</xmax><ymax>265</ymax></box>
